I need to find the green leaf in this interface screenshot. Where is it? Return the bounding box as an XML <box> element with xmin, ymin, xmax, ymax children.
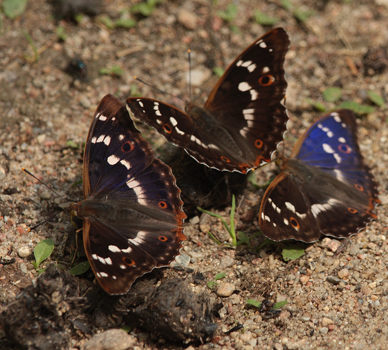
<box><xmin>213</xmin><ymin>67</ymin><xmax>225</xmax><ymax>78</ymax></box>
<box><xmin>282</xmin><ymin>245</ymin><xmax>305</xmax><ymax>261</ymax></box>
<box><xmin>56</xmin><ymin>25</ymin><xmax>67</xmax><ymax>41</ymax></box>
<box><xmin>273</xmin><ymin>300</ymin><xmax>288</xmax><ymax>309</ymax></box>
<box><xmin>70</xmin><ymin>261</ymin><xmax>90</xmax><ymax>276</ymax></box>
<box><xmin>207</xmin><ymin>280</ymin><xmax>218</xmax><ymax>289</ymax></box>
<box><xmin>214</xmin><ymin>272</ymin><xmax>226</xmax><ymax>281</ymax></box>
<box><xmin>33</xmin><ymin>239</ymin><xmax>54</xmax><ymax>268</ymax></box>
<box><xmin>97</xmin><ymin>15</ymin><xmax>114</xmax><ymax>29</ymax></box>
<box><xmin>280</xmin><ymin>0</ymin><xmax>292</xmax><ymax>11</ymax></box>
<box><xmin>121</xmin><ymin>325</ymin><xmax>132</xmax><ymax>333</ymax></box>
<box><xmin>217</xmin><ymin>3</ymin><xmax>238</xmax><ymax>22</ymax></box>
<box><xmin>254</xmin><ymin>11</ymin><xmax>278</xmax><ymax>26</ymax></box>
<box><xmin>99</xmin><ymin>65</ymin><xmax>124</xmax><ymax>77</ymax></box>
<box><xmin>66</xmin><ymin>140</ymin><xmax>79</xmax><ymax>149</ymax></box>
<box><xmin>368</xmin><ymin>90</ymin><xmax>385</xmax><ymax>108</ymax></box>
<box><xmin>115</xmin><ymin>18</ymin><xmax>137</xmax><ymax>28</ymax></box>
<box><xmin>246</xmin><ymin>299</ymin><xmax>262</xmax><ymax>308</ymax></box>
<box><xmin>2</xmin><ymin>0</ymin><xmax>27</xmax><ymax>19</ymax></box>
<box><xmin>337</xmin><ymin>100</ymin><xmax>375</xmax><ymax>115</ymax></box>
<box><xmin>22</xmin><ymin>30</ymin><xmax>39</xmax><ymax>62</ymax></box>
<box><xmin>293</xmin><ymin>8</ymin><xmax>314</xmax><ymax>22</ymax></box>
<box><xmin>323</xmin><ymin>87</ymin><xmax>342</xmax><ymax>103</ymax></box>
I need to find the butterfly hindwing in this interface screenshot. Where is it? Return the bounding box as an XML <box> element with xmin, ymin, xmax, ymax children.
<box><xmin>72</xmin><ymin>94</ymin><xmax>186</xmax><ymax>295</ymax></box>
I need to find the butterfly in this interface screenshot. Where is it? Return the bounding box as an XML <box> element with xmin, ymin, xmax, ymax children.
<box><xmin>68</xmin><ymin>94</ymin><xmax>186</xmax><ymax>295</ymax></box>
<box><xmin>259</xmin><ymin>110</ymin><xmax>380</xmax><ymax>243</ymax></box>
<box><xmin>126</xmin><ymin>27</ymin><xmax>290</xmax><ymax>174</ymax></box>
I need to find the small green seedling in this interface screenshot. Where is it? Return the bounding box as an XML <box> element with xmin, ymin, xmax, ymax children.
<box><xmin>246</xmin><ymin>299</ymin><xmax>288</xmax><ymax>310</ymax></box>
<box><xmin>99</xmin><ymin>65</ymin><xmax>124</xmax><ymax>78</ymax></box>
<box><xmin>322</xmin><ymin>87</ymin><xmax>342</xmax><ymax>103</ymax></box>
<box><xmin>337</xmin><ymin>100</ymin><xmax>375</xmax><ymax>115</ymax></box>
<box><xmin>213</xmin><ymin>67</ymin><xmax>225</xmax><ymax>78</ymax></box>
<box><xmin>280</xmin><ymin>0</ymin><xmax>314</xmax><ymax>23</ymax></box>
<box><xmin>70</xmin><ymin>260</ymin><xmax>90</xmax><ymax>276</ymax></box>
<box><xmin>56</xmin><ymin>25</ymin><xmax>67</xmax><ymax>42</ymax></box>
<box><xmin>2</xmin><ymin>0</ymin><xmax>27</xmax><ymax>19</ymax></box>
<box><xmin>22</xmin><ymin>30</ymin><xmax>39</xmax><ymax>62</ymax></box>
<box><xmin>254</xmin><ymin>10</ymin><xmax>278</xmax><ymax>26</ymax></box>
<box><xmin>282</xmin><ymin>244</ymin><xmax>305</xmax><ymax>261</ymax></box>
<box><xmin>32</xmin><ymin>238</ymin><xmax>54</xmax><ymax>273</ymax></box>
<box><xmin>131</xmin><ymin>0</ymin><xmax>163</xmax><ymax>17</ymax></box>
<box><xmin>207</xmin><ymin>272</ymin><xmax>226</xmax><ymax>289</ymax></box>
<box><xmin>198</xmin><ymin>195</ymin><xmax>258</xmax><ymax>247</ymax></box>
<box><xmin>217</xmin><ymin>3</ymin><xmax>238</xmax><ymax>22</ymax></box>
<box><xmin>368</xmin><ymin>90</ymin><xmax>385</xmax><ymax>108</ymax></box>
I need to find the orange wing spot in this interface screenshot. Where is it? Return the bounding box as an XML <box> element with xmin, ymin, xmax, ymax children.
<box><xmin>158</xmin><ymin>235</ymin><xmax>168</xmax><ymax>242</ymax></box>
<box><xmin>123</xmin><ymin>257</ymin><xmax>136</xmax><ymax>266</ymax></box>
<box><xmin>159</xmin><ymin>201</ymin><xmax>168</xmax><ymax>209</ymax></box>
<box><xmin>259</xmin><ymin>74</ymin><xmax>275</xmax><ymax>86</ymax></box>
<box><xmin>338</xmin><ymin>144</ymin><xmax>351</xmax><ymax>153</ymax></box>
<box><xmin>290</xmin><ymin>217</ymin><xmax>300</xmax><ymax>230</ymax></box>
<box><xmin>255</xmin><ymin>139</ymin><xmax>263</xmax><ymax>149</ymax></box>
<box><xmin>121</xmin><ymin>141</ymin><xmax>135</xmax><ymax>153</ymax></box>
<box><xmin>221</xmin><ymin>156</ymin><xmax>231</xmax><ymax>163</ymax></box>
<box><xmin>355</xmin><ymin>184</ymin><xmax>364</xmax><ymax>191</ymax></box>
<box><xmin>348</xmin><ymin>207</ymin><xmax>358</xmax><ymax>214</ymax></box>
<box><xmin>163</xmin><ymin>123</ymin><xmax>172</xmax><ymax>134</ymax></box>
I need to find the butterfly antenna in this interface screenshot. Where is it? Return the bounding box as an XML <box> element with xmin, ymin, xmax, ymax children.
<box><xmin>27</xmin><ymin>211</ymin><xmax>62</xmax><ymax>232</ymax></box>
<box><xmin>188</xmin><ymin>49</ymin><xmax>192</xmax><ymax>100</ymax></box>
<box><xmin>23</xmin><ymin>168</ymin><xmax>63</xmax><ymax>198</ymax></box>
<box><xmin>133</xmin><ymin>76</ymin><xmax>185</xmax><ymax>103</ymax></box>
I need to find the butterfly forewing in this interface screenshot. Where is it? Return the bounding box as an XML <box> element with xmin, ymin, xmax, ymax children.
<box><xmin>72</xmin><ymin>94</ymin><xmax>186</xmax><ymax>295</ymax></box>
<box><xmin>259</xmin><ymin>110</ymin><xmax>379</xmax><ymax>243</ymax></box>
<box><xmin>127</xmin><ymin>28</ymin><xmax>290</xmax><ymax>173</ymax></box>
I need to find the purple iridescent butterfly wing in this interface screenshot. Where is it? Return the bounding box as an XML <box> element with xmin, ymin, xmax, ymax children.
<box><xmin>259</xmin><ymin>110</ymin><xmax>380</xmax><ymax>242</ymax></box>
<box><xmin>126</xmin><ymin>28</ymin><xmax>290</xmax><ymax>173</ymax></box>
<box><xmin>69</xmin><ymin>94</ymin><xmax>186</xmax><ymax>295</ymax></box>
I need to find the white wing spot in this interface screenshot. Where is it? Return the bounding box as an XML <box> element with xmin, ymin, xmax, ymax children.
<box><xmin>238</xmin><ymin>82</ymin><xmax>251</xmax><ymax>92</ymax></box>
<box><xmin>119</xmin><ymin>264</ymin><xmax>126</xmax><ymax>270</ymax></box>
<box><xmin>99</xmin><ymin>272</ymin><xmax>108</xmax><ymax>278</ymax></box>
<box><xmin>285</xmin><ymin>202</ymin><xmax>296</xmax><ymax>213</ymax></box>
<box><xmin>120</xmin><ymin>159</ymin><xmax>131</xmax><ymax>169</ymax></box>
<box><xmin>338</xmin><ymin>137</ymin><xmax>346</xmax><ymax>143</ymax></box>
<box><xmin>112</xmin><ymin>276</ymin><xmax>117</xmax><ymax>280</ymax></box>
<box><xmin>311</xmin><ymin>199</ymin><xmax>341</xmax><ymax>218</ymax></box>
<box><xmin>99</xmin><ymin>114</ymin><xmax>107</xmax><ymax>121</ymax></box>
<box><xmin>121</xmin><ymin>246</ymin><xmax>133</xmax><ymax>254</ymax></box>
<box><xmin>322</xmin><ymin>143</ymin><xmax>335</xmax><ymax>154</ymax></box>
<box><xmin>104</xmin><ymin>135</ymin><xmax>111</xmax><ymax>146</ymax></box>
<box><xmin>175</xmin><ymin>127</ymin><xmax>185</xmax><ymax>135</ymax></box>
<box><xmin>262</xmin><ymin>66</ymin><xmax>270</xmax><ymax>73</ymax></box>
<box><xmin>91</xmin><ymin>254</ymin><xmax>98</xmax><ymax>260</ymax></box>
<box><xmin>91</xmin><ymin>136</ymin><xmax>97</xmax><ymax>144</ymax></box>
<box><xmin>156</xmin><ymin>119</ymin><xmax>163</xmax><ymax>125</ymax></box>
<box><xmin>105</xmin><ymin>257</ymin><xmax>113</xmax><ymax>265</ymax></box>
<box><xmin>258</xmin><ymin>41</ymin><xmax>267</xmax><ymax>48</ymax></box>
<box><xmin>118</xmin><ymin>134</ymin><xmax>125</xmax><ymax>141</ymax></box>
<box><xmin>236</xmin><ymin>60</ymin><xmax>243</xmax><ymax>66</ymax></box>
<box><xmin>96</xmin><ymin>135</ymin><xmax>105</xmax><ymax>143</ymax></box>
<box><xmin>170</xmin><ymin>117</ymin><xmax>178</xmax><ymax>126</ymax></box>
<box><xmin>250</xmin><ymin>90</ymin><xmax>259</xmax><ymax>100</ymax></box>
<box><xmin>108</xmin><ymin>245</ymin><xmax>120</xmax><ymax>253</ymax></box>
<box><xmin>126</xmin><ymin>179</ymin><xmax>147</xmax><ymax>205</ymax></box>
<box><xmin>138</xmin><ymin>101</ymin><xmax>144</xmax><ymax>108</ymax></box>
<box><xmin>284</xmin><ymin>218</ymin><xmax>289</xmax><ymax>226</ymax></box>
<box><xmin>107</xmin><ymin>155</ymin><xmax>120</xmax><ymax>165</ymax></box>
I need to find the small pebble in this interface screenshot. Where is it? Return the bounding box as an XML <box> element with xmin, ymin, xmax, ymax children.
<box><xmin>217</xmin><ymin>282</ymin><xmax>235</xmax><ymax>297</ymax></box>
<box><xmin>18</xmin><ymin>247</ymin><xmax>31</xmax><ymax>258</ymax></box>
<box><xmin>189</xmin><ymin>216</ymin><xmax>200</xmax><ymax>225</ymax></box>
<box><xmin>327</xmin><ymin>276</ymin><xmax>342</xmax><ymax>285</ymax></box>
<box><xmin>82</xmin><ymin>329</ymin><xmax>136</xmax><ymax>350</ymax></box>
<box><xmin>19</xmin><ymin>263</ymin><xmax>28</xmax><ymax>274</ymax></box>
<box><xmin>300</xmin><ymin>275</ymin><xmax>309</xmax><ymax>285</ymax></box>
<box><xmin>319</xmin><ymin>327</ymin><xmax>329</xmax><ymax>335</ymax></box>
<box><xmin>338</xmin><ymin>268</ymin><xmax>349</xmax><ymax>279</ymax></box>
<box><xmin>177</xmin><ymin>9</ymin><xmax>198</xmax><ymax>30</ymax></box>
<box><xmin>220</xmin><ymin>256</ymin><xmax>235</xmax><ymax>268</ymax></box>
<box><xmin>321</xmin><ymin>317</ymin><xmax>333</xmax><ymax>327</ymax></box>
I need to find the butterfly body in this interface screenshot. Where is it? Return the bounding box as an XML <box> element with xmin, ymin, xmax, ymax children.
<box><xmin>69</xmin><ymin>94</ymin><xmax>186</xmax><ymax>295</ymax></box>
<box><xmin>259</xmin><ymin>110</ymin><xmax>380</xmax><ymax>243</ymax></box>
<box><xmin>127</xmin><ymin>28</ymin><xmax>290</xmax><ymax>173</ymax></box>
